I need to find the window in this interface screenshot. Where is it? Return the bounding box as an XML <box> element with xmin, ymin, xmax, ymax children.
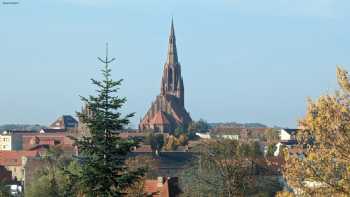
<box><xmin>168</xmin><ymin>68</ymin><xmax>173</xmax><ymax>84</ymax></box>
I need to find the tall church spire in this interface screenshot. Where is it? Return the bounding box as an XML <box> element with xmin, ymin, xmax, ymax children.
<box><xmin>160</xmin><ymin>19</ymin><xmax>184</xmax><ymax>106</ymax></box>
<box><xmin>166</xmin><ymin>18</ymin><xmax>178</xmax><ymax>65</ymax></box>
<box><xmin>139</xmin><ymin>19</ymin><xmax>192</xmax><ymax>133</ymax></box>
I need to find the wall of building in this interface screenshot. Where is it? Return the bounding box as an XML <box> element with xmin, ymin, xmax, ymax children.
<box><xmin>280</xmin><ymin>129</ymin><xmax>291</xmax><ymax>141</ymax></box>
<box><xmin>6</xmin><ymin>165</ymin><xmax>24</xmax><ymax>181</ymax></box>
<box><xmin>12</xmin><ymin>134</ymin><xmax>23</xmax><ymax>150</ymax></box>
<box><xmin>0</xmin><ymin>135</ymin><xmax>12</xmax><ymax>150</ymax></box>
<box><xmin>0</xmin><ymin>134</ymin><xmax>23</xmax><ymax>151</ymax></box>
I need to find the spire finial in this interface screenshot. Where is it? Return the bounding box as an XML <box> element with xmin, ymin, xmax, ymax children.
<box><xmin>171</xmin><ymin>16</ymin><xmax>174</xmax><ymax>27</ymax></box>
<box><xmin>170</xmin><ymin>17</ymin><xmax>175</xmax><ymax>38</ymax></box>
<box><xmin>166</xmin><ymin>19</ymin><xmax>178</xmax><ymax>65</ymax></box>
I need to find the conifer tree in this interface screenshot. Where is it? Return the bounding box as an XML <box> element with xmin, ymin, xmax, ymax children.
<box><xmin>70</xmin><ymin>44</ymin><xmax>144</xmax><ymax>196</ymax></box>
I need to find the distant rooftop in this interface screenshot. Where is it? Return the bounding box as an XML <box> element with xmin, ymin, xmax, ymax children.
<box><xmin>49</xmin><ymin>115</ymin><xmax>78</xmax><ymax>130</ymax></box>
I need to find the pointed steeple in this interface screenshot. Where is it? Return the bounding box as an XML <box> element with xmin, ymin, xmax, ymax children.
<box><xmin>166</xmin><ymin>18</ymin><xmax>178</xmax><ymax>65</ymax></box>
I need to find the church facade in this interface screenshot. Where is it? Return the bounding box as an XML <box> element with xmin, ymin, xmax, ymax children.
<box><xmin>139</xmin><ymin>20</ymin><xmax>192</xmax><ymax>133</ymax></box>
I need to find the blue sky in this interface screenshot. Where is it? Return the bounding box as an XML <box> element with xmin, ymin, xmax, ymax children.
<box><xmin>0</xmin><ymin>0</ymin><xmax>349</xmax><ymax>128</ymax></box>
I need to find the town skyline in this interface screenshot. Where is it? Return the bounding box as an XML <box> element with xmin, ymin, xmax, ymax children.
<box><xmin>1</xmin><ymin>0</ymin><xmax>350</xmax><ymax>128</ymax></box>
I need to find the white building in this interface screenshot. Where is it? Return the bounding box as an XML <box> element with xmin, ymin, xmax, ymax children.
<box><xmin>219</xmin><ymin>134</ymin><xmax>239</xmax><ymax>140</ymax></box>
<box><xmin>196</xmin><ymin>132</ymin><xmax>211</xmax><ymax>139</ymax></box>
<box><xmin>195</xmin><ymin>132</ymin><xmax>240</xmax><ymax>140</ymax></box>
<box><xmin>0</xmin><ymin>131</ymin><xmax>23</xmax><ymax>151</ymax></box>
<box><xmin>280</xmin><ymin>129</ymin><xmax>297</xmax><ymax>141</ymax></box>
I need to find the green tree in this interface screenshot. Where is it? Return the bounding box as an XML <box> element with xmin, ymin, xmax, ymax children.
<box><xmin>68</xmin><ymin>45</ymin><xmax>144</xmax><ymax>196</ymax></box>
<box><xmin>187</xmin><ymin>119</ymin><xmax>211</xmax><ymax>140</ymax></box>
<box><xmin>251</xmin><ymin>141</ymin><xmax>263</xmax><ymax>157</ymax></box>
<box><xmin>146</xmin><ymin>133</ymin><xmax>164</xmax><ymax>155</ymax></box>
<box><xmin>0</xmin><ymin>180</ymin><xmax>10</xmax><ymax>197</ymax></box>
<box><xmin>283</xmin><ymin>66</ymin><xmax>350</xmax><ymax>196</ymax></box>
<box><xmin>174</xmin><ymin>126</ymin><xmax>186</xmax><ymax>137</ymax></box>
<box><xmin>26</xmin><ymin>147</ymin><xmax>76</xmax><ymax>197</ymax></box>
<box><xmin>188</xmin><ymin>119</ymin><xmax>210</xmax><ymax>134</ymax></box>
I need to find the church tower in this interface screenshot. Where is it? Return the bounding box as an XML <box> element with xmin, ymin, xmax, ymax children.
<box><xmin>139</xmin><ymin>20</ymin><xmax>192</xmax><ymax>133</ymax></box>
<box><xmin>160</xmin><ymin>19</ymin><xmax>185</xmax><ymax>106</ymax></box>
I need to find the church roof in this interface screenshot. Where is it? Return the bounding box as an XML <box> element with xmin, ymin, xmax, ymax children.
<box><xmin>150</xmin><ymin>111</ymin><xmax>170</xmax><ymax>125</ymax></box>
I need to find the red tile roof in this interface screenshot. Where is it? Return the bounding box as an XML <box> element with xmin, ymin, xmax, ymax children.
<box><xmin>144</xmin><ymin>180</ymin><xmax>160</xmax><ymax>196</ymax></box>
<box><xmin>144</xmin><ymin>177</ymin><xmax>170</xmax><ymax>197</ymax></box>
<box><xmin>0</xmin><ymin>151</ymin><xmax>38</xmax><ymax>166</ymax></box>
<box><xmin>22</xmin><ymin>133</ymin><xmax>74</xmax><ymax>150</ymax></box>
<box><xmin>150</xmin><ymin>111</ymin><xmax>170</xmax><ymax>125</ymax></box>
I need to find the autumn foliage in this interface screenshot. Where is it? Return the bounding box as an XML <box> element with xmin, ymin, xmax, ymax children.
<box><xmin>282</xmin><ymin>66</ymin><xmax>350</xmax><ymax>196</ymax></box>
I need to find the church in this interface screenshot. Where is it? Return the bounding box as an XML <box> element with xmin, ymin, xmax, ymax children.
<box><xmin>139</xmin><ymin>20</ymin><xmax>192</xmax><ymax>133</ymax></box>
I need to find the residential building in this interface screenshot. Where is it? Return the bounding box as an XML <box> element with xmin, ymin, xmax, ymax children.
<box><xmin>0</xmin><ymin>150</ymin><xmax>38</xmax><ymax>181</ymax></box>
<box><xmin>144</xmin><ymin>177</ymin><xmax>181</xmax><ymax>197</ymax></box>
<box><xmin>195</xmin><ymin>132</ymin><xmax>211</xmax><ymax>139</ymax></box>
<box><xmin>195</xmin><ymin>132</ymin><xmax>239</xmax><ymax>140</ymax></box>
<box><xmin>218</xmin><ymin>134</ymin><xmax>239</xmax><ymax>140</ymax></box>
<box><xmin>0</xmin><ymin>130</ymin><xmax>33</xmax><ymax>151</ymax></box>
<box><xmin>49</xmin><ymin>115</ymin><xmax>78</xmax><ymax>130</ymax></box>
<box><xmin>21</xmin><ymin>133</ymin><xmax>75</xmax><ymax>155</ymax></box>
<box><xmin>280</xmin><ymin>129</ymin><xmax>298</xmax><ymax>141</ymax></box>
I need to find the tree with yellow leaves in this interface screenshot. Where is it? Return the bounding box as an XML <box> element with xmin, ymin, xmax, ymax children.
<box><xmin>282</xmin><ymin>66</ymin><xmax>350</xmax><ymax>196</ymax></box>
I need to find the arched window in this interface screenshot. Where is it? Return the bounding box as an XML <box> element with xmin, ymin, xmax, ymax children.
<box><xmin>168</xmin><ymin>68</ymin><xmax>173</xmax><ymax>84</ymax></box>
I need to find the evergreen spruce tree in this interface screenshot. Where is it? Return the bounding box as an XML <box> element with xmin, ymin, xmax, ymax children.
<box><xmin>70</xmin><ymin>44</ymin><xmax>144</xmax><ymax>196</ymax></box>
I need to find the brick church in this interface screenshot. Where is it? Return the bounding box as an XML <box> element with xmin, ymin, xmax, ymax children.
<box><xmin>139</xmin><ymin>20</ymin><xmax>192</xmax><ymax>133</ymax></box>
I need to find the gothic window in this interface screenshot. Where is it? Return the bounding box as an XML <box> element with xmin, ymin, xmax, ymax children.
<box><xmin>168</xmin><ymin>68</ymin><xmax>173</xmax><ymax>84</ymax></box>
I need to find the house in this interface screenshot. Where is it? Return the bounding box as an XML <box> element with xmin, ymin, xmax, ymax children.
<box><xmin>21</xmin><ymin>133</ymin><xmax>75</xmax><ymax>155</ymax></box>
<box><xmin>274</xmin><ymin>140</ymin><xmax>298</xmax><ymax>156</ymax></box>
<box><xmin>210</xmin><ymin>127</ymin><xmax>267</xmax><ymax>141</ymax></box>
<box><xmin>195</xmin><ymin>132</ymin><xmax>211</xmax><ymax>139</ymax></box>
<box><xmin>49</xmin><ymin>115</ymin><xmax>78</xmax><ymax>130</ymax></box>
<box><xmin>0</xmin><ymin>130</ymin><xmax>35</xmax><ymax>151</ymax></box>
<box><xmin>0</xmin><ymin>150</ymin><xmax>39</xmax><ymax>181</ymax></box>
<box><xmin>218</xmin><ymin>134</ymin><xmax>239</xmax><ymax>140</ymax></box>
<box><xmin>195</xmin><ymin>132</ymin><xmax>239</xmax><ymax>140</ymax></box>
<box><xmin>280</xmin><ymin>129</ymin><xmax>298</xmax><ymax>141</ymax></box>
<box><xmin>143</xmin><ymin>177</ymin><xmax>181</xmax><ymax>197</ymax></box>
